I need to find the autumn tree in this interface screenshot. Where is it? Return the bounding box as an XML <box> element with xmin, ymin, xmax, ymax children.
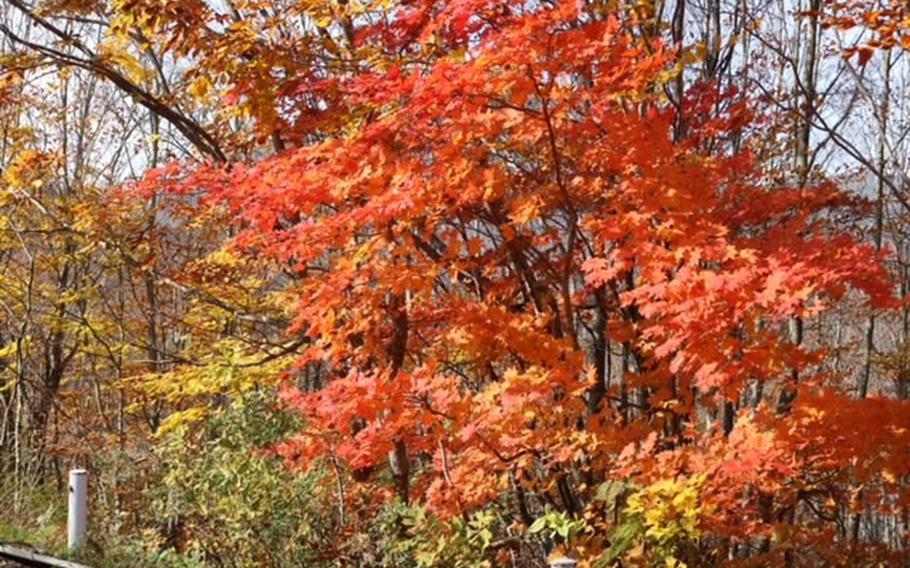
<box><xmin>0</xmin><ymin>0</ymin><xmax>302</xmax><ymax>547</ymax></box>
<box><xmin>114</xmin><ymin>0</ymin><xmax>910</xmax><ymax>565</ymax></box>
<box><xmin>2</xmin><ymin>1</ymin><xmax>910</xmax><ymax>566</ymax></box>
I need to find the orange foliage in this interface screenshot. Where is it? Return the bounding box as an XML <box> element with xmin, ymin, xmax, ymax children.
<box><xmin>131</xmin><ymin>0</ymin><xmax>910</xmax><ymax>562</ymax></box>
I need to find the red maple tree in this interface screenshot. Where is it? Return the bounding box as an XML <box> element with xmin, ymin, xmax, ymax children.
<box><xmin>134</xmin><ymin>0</ymin><xmax>910</xmax><ymax>564</ymax></box>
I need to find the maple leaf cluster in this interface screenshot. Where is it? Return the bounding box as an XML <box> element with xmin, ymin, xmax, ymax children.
<box><xmin>822</xmin><ymin>0</ymin><xmax>910</xmax><ymax>65</ymax></box>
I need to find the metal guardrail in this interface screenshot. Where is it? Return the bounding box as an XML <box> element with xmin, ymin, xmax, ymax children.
<box><xmin>0</xmin><ymin>544</ymin><xmax>92</xmax><ymax>568</ymax></box>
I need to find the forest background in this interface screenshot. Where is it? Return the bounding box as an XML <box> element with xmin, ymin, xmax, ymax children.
<box><xmin>0</xmin><ymin>0</ymin><xmax>909</xmax><ymax>566</ymax></box>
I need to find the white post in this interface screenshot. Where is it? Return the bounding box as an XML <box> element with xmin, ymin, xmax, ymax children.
<box><xmin>67</xmin><ymin>469</ymin><xmax>87</xmax><ymax>551</ymax></box>
<box><xmin>548</xmin><ymin>557</ymin><xmax>578</xmax><ymax>568</ymax></box>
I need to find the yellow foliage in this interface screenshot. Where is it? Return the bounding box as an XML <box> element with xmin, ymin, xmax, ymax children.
<box><xmin>625</xmin><ymin>473</ymin><xmax>706</xmax><ymax>544</ymax></box>
<box><xmin>606</xmin><ymin>473</ymin><xmax>710</xmax><ymax>567</ymax></box>
<box><xmin>98</xmin><ymin>34</ymin><xmax>152</xmax><ymax>84</ymax></box>
<box><xmin>155</xmin><ymin>406</ymin><xmax>209</xmax><ymax>437</ymax></box>
<box><xmin>2</xmin><ymin>150</ymin><xmax>54</xmax><ymax>190</ymax></box>
<box><xmin>128</xmin><ymin>338</ymin><xmax>297</xmax><ymax>435</ymax></box>
<box><xmin>188</xmin><ymin>76</ymin><xmax>213</xmax><ymax>100</ymax></box>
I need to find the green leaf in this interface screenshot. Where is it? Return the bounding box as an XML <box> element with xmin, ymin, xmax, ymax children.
<box><xmin>528</xmin><ymin>515</ymin><xmax>549</xmax><ymax>534</ymax></box>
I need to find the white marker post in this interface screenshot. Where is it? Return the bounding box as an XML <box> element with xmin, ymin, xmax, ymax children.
<box><xmin>67</xmin><ymin>469</ymin><xmax>87</xmax><ymax>551</ymax></box>
<box><xmin>548</xmin><ymin>557</ymin><xmax>578</xmax><ymax>568</ymax></box>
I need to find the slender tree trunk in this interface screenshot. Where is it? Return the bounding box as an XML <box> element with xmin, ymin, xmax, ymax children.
<box><xmin>859</xmin><ymin>49</ymin><xmax>891</xmax><ymax>401</ymax></box>
<box><xmin>778</xmin><ymin>0</ymin><xmax>820</xmax><ymax>415</ymax></box>
<box><xmin>852</xmin><ymin>46</ymin><xmax>892</xmax><ymax>545</ymax></box>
